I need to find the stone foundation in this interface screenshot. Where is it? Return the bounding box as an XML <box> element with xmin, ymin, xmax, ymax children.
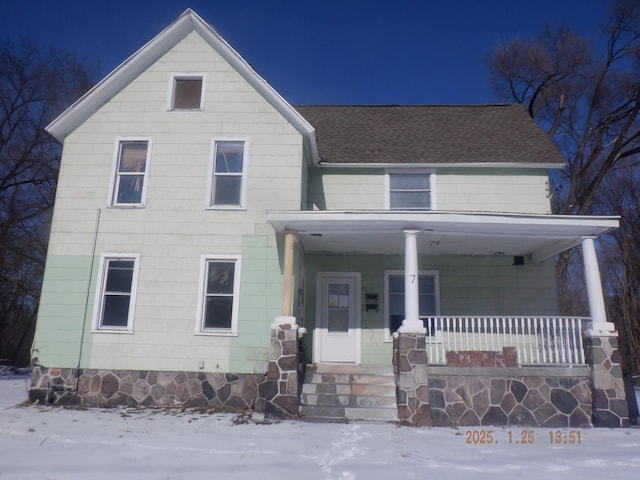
<box><xmin>29</xmin><ymin>366</ymin><xmax>263</xmax><ymax>410</ymax></box>
<box><xmin>393</xmin><ymin>333</ymin><xmax>431</xmax><ymax>426</ymax></box>
<box><xmin>583</xmin><ymin>335</ymin><xmax>630</xmax><ymax>427</ymax></box>
<box><xmin>257</xmin><ymin>327</ymin><xmax>300</xmax><ymax>419</ymax></box>
<box><xmin>427</xmin><ymin>367</ymin><xmax>592</xmax><ymax>427</ymax></box>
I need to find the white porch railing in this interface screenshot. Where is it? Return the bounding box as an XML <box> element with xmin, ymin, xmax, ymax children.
<box><xmin>421</xmin><ymin>316</ymin><xmax>587</xmax><ymax>366</ymax></box>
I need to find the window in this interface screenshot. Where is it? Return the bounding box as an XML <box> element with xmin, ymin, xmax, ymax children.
<box><xmin>169</xmin><ymin>74</ymin><xmax>205</xmax><ymax>110</ymax></box>
<box><xmin>92</xmin><ymin>254</ymin><xmax>140</xmax><ymax>332</ymax></box>
<box><xmin>387</xmin><ymin>171</ymin><xmax>434</xmax><ymax>210</ymax></box>
<box><xmin>384</xmin><ymin>270</ymin><xmax>439</xmax><ymax>340</ymax></box>
<box><xmin>208</xmin><ymin>139</ymin><xmax>249</xmax><ymax>208</ymax></box>
<box><xmin>196</xmin><ymin>255</ymin><xmax>241</xmax><ymax>335</ymax></box>
<box><xmin>109</xmin><ymin>138</ymin><xmax>151</xmax><ymax>206</ymax></box>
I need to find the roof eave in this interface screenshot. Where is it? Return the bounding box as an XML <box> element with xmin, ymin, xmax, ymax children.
<box><xmin>315</xmin><ymin>162</ymin><xmax>566</xmax><ymax>169</ymax></box>
<box><xmin>45</xmin><ymin>8</ymin><xmax>318</xmax><ymax>159</ymax></box>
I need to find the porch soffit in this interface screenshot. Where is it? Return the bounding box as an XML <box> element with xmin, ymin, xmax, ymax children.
<box><xmin>266</xmin><ymin>211</ymin><xmax>619</xmax><ymax>262</ymax></box>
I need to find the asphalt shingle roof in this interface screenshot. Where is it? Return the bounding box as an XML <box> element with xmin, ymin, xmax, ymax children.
<box><xmin>294</xmin><ymin>104</ymin><xmax>565</xmax><ymax>165</ymax></box>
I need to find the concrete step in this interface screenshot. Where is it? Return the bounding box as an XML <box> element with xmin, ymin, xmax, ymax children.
<box><xmin>308</xmin><ymin>364</ymin><xmax>394</xmax><ymax>375</ymax></box>
<box><xmin>302</xmin><ymin>382</ymin><xmax>396</xmax><ymax>397</ymax></box>
<box><xmin>299</xmin><ymin>364</ymin><xmax>398</xmax><ymax>423</ymax></box>
<box><xmin>301</xmin><ymin>393</ymin><xmax>397</xmax><ymax>408</ymax></box>
<box><xmin>299</xmin><ymin>405</ymin><xmax>399</xmax><ymax>423</ymax></box>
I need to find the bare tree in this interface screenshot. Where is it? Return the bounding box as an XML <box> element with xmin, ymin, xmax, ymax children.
<box><xmin>595</xmin><ymin>171</ymin><xmax>640</xmax><ymax>374</ymax></box>
<box><xmin>488</xmin><ymin>0</ymin><xmax>640</xmax><ymax>216</ymax></box>
<box><xmin>487</xmin><ymin>0</ymin><xmax>640</xmax><ymax>374</ymax></box>
<box><xmin>0</xmin><ymin>37</ymin><xmax>94</xmax><ymax>365</ymax></box>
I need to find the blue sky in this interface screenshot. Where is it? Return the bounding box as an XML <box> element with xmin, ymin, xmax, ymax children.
<box><xmin>1</xmin><ymin>0</ymin><xmax>608</xmax><ymax>105</ymax></box>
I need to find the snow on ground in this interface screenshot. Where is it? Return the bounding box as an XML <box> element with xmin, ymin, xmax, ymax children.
<box><xmin>1</xmin><ymin>375</ymin><xmax>639</xmax><ymax>480</ymax></box>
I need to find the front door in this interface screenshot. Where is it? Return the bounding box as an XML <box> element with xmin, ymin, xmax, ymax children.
<box><xmin>316</xmin><ymin>273</ymin><xmax>360</xmax><ymax>363</ymax></box>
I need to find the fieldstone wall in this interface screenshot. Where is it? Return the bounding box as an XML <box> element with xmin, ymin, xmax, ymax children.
<box><xmin>29</xmin><ymin>366</ymin><xmax>263</xmax><ymax>410</ymax></box>
<box><xmin>583</xmin><ymin>335</ymin><xmax>630</xmax><ymax>427</ymax></box>
<box><xmin>427</xmin><ymin>367</ymin><xmax>592</xmax><ymax>427</ymax></box>
<box><xmin>393</xmin><ymin>333</ymin><xmax>431</xmax><ymax>426</ymax></box>
<box><xmin>257</xmin><ymin>327</ymin><xmax>300</xmax><ymax>419</ymax></box>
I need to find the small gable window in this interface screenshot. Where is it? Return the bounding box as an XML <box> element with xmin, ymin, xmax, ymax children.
<box><xmin>170</xmin><ymin>74</ymin><xmax>205</xmax><ymax>110</ymax></box>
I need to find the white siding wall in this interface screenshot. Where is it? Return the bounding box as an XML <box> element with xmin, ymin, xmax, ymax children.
<box><xmin>307</xmin><ymin>167</ymin><xmax>552</xmax><ymax>214</ymax></box>
<box><xmin>46</xmin><ymin>32</ymin><xmax>304</xmax><ymax>372</ymax></box>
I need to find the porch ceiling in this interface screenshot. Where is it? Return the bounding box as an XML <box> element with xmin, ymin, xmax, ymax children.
<box><xmin>267</xmin><ymin>211</ymin><xmax>619</xmax><ymax>262</ymax></box>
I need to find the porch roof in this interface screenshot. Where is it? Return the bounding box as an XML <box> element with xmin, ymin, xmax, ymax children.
<box><xmin>266</xmin><ymin>211</ymin><xmax>619</xmax><ymax>262</ymax></box>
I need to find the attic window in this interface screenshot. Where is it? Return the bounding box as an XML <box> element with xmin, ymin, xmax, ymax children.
<box><xmin>170</xmin><ymin>74</ymin><xmax>205</xmax><ymax>110</ymax></box>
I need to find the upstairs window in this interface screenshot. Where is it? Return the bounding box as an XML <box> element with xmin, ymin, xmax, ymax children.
<box><xmin>387</xmin><ymin>171</ymin><xmax>434</xmax><ymax>210</ymax></box>
<box><xmin>110</xmin><ymin>138</ymin><xmax>151</xmax><ymax>207</ymax></box>
<box><xmin>208</xmin><ymin>139</ymin><xmax>249</xmax><ymax>208</ymax></box>
<box><xmin>170</xmin><ymin>74</ymin><xmax>205</xmax><ymax>110</ymax></box>
<box><xmin>196</xmin><ymin>255</ymin><xmax>241</xmax><ymax>335</ymax></box>
<box><xmin>93</xmin><ymin>254</ymin><xmax>140</xmax><ymax>332</ymax></box>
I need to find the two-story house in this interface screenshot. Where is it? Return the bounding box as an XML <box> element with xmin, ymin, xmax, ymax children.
<box><xmin>29</xmin><ymin>9</ymin><xmax>629</xmax><ymax>427</ymax></box>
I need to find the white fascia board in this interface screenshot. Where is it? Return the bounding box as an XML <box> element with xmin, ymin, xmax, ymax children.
<box><xmin>46</xmin><ymin>9</ymin><xmax>319</xmax><ymax>163</ymax></box>
<box><xmin>267</xmin><ymin>210</ymin><xmax>619</xmax><ymax>235</ymax></box>
<box><xmin>317</xmin><ymin>162</ymin><xmax>565</xmax><ymax>169</ymax></box>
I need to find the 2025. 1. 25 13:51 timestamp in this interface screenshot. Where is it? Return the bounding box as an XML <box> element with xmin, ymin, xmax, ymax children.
<box><xmin>465</xmin><ymin>429</ymin><xmax>583</xmax><ymax>445</ymax></box>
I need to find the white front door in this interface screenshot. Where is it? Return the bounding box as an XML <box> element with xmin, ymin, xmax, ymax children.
<box><xmin>316</xmin><ymin>273</ymin><xmax>360</xmax><ymax>363</ymax></box>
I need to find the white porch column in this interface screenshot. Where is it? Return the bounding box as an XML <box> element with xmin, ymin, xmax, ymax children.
<box><xmin>581</xmin><ymin>236</ymin><xmax>615</xmax><ymax>336</ymax></box>
<box><xmin>399</xmin><ymin>230</ymin><xmax>426</xmax><ymax>333</ymax></box>
<box><xmin>272</xmin><ymin>231</ymin><xmax>298</xmax><ymax>329</ymax></box>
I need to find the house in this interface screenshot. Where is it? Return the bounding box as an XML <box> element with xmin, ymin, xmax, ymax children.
<box><xmin>29</xmin><ymin>9</ymin><xmax>630</xmax><ymax>427</ymax></box>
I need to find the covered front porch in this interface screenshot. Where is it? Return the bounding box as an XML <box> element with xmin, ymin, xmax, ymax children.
<box><xmin>268</xmin><ymin>210</ymin><xmax>619</xmax><ymax>367</ymax></box>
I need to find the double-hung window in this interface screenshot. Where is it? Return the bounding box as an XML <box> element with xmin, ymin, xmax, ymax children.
<box><xmin>109</xmin><ymin>138</ymin><xmax>151</xmax><ymax>207</ymax></box>
<box><xmin>93</xmin><ymin>254</ymin><xmax>140</xmax><ymax>332</ymax></box>
<box><xmin>196</xmin><ymin>255</ymin><xmax>241</xmax><ymax>335</ymax></box>
<box><xmin>387</xmin><ymin>170</ymin><xmax>434</xmax><ymax>210</ymax></box>
<box><xmin>208</xmin><ymin>138</ymin><xmax>248</xmax><ymax>208</ymax></box>
<box><xmin>385</xmin><ymin>270</ymin><xmax>439</xmax><ymax>340</ymax></box>
<box><xmin>169</xmin><ymin>74</ymin><xmax>205</xmax><ymax>110</ymax></box>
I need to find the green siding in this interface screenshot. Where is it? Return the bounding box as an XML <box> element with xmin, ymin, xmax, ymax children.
<box><xmin>304</xmin><ymin>253</ymin><xmax>559</xmax><ymax>365</ymax></box>
<box><xmin>33</xmin><ymin>255</ymin><xmax>97</xmax><ymax>368</ymax></box>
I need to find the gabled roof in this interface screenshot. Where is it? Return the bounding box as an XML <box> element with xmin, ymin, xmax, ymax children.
<box><xmin>294</xmin><ymin>104</ymin><xmax>566</xmax><ymax>167</ymax></box>
<box><xmin>45</xmin><ymin>9</ymin><xmax>317</xmax><ymax>160</ymax></box>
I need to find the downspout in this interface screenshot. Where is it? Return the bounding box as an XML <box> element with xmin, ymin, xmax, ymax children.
<box><xmin>74</xmin><ymin>208</ymin><xmax>101</xmax><ymax>392</ymax></box>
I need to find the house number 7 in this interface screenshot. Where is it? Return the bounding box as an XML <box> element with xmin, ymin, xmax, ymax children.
<box><xmin>410</xmin><ymin>275</ymin><xmax>416</xmax><ymax>283</ymax></box>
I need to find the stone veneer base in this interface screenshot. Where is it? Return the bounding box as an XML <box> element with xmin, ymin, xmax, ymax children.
<box><xmin>427</xmin><ymin>366</ymin><xmax>593</xmax><ymax>427</ymax></box>
<box><xmin>29</xmin><ymin>366</ymin><xmax>264</xmax><ymax>411</ymax></box>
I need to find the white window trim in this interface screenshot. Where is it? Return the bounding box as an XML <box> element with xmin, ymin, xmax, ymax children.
<box><xmin>195</xmin><ymin>254</ymin><xmax>242</xmax><ymax>336</ymax></box>
<box><xmin>383</xmin><ymin>269</ymin><xmax>440</xmax><ymax>342</ymax></box>
<box><xmin>107</xmin><ymin>137</ymin><xmax>152</xmax><ymax>208</ymax></box>
<box><xmin>167</xmin><ymin>73</ymin><xmax>207</xmax><ymax>111</ymax></box>
<box><xmin>384</xmin><ymin>168</ymin><xmax>437</xmax><ymax>210</ymax></box>
<box><xmin>206</xmin><ymin>137</ymin><xmax>250</xmax><ymax>210</ymax></box>
<box><xmin>91</xmin><ymin>253</ymin><xmax>140</xmax><ymax>333</ymax></box>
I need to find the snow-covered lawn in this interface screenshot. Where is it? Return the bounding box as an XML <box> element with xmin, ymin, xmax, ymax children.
<box><xmin>1</xmin><ymin>374</ymin><xmax>639</xmax><ymax>480</ymax></box>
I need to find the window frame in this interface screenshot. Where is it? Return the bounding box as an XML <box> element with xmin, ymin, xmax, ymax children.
<box><xmin>385</xmin><ymin>169</ymin><xmax>436</xmax><ymax>210</ymax></box>
<box><xmin>384</xmin><ymin>269</ymin><xmax>440</xmax><ymax>342</ymax></box>
<box><xmin>206</xmin><ymin>137</ymin><xmax>250</xmax><ymax>210</ymax></box>
<box><xmin>167</xmin><ymin>73</ymin><xmax>206</xmax><ymax>111</ymax></box>
<box><xmin>91</xmin><ymin>253</ymin><xmax>140</xmax><ymax>333</ymax></box>
<box><xmin>107</xmin><ymin>137</ymin><xmax>152</xmax><ymax>208</ymax></box>
<box><xmin>195</xmin><ymin>254</ymin><xmax>242</xmax><ymax>336</ymax></box>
